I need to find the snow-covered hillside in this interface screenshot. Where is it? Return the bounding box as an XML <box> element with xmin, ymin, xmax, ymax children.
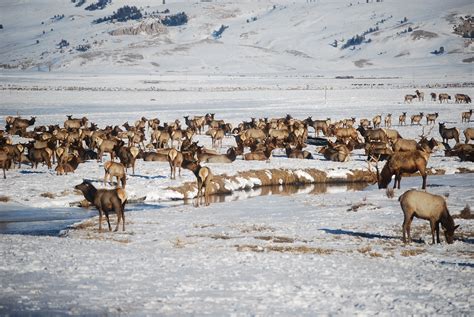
<box><xmin>1</xmin><ymin>0</ymin><xmax>473</xmax><ymax>77</ymax></box>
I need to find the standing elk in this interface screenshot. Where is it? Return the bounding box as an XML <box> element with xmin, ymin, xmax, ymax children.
<box><xmin>455</xmin><ymin>94</ymin><xmax>471</xmax><ymax>104</ymax></box>
<box><xmin>75</xmin><ymin>180</ymin><xmax>127</xmax><ymax>232</ymax></box>
<box><xmin>464</xmin><ymin>127</ymin><xmax>474</xmax><ymax>144</ymax></box>
<box><xmin>438</xmin><ymin>93</ymin><xmax>451</xmax><ymax>103</ymax></box>
<box><xmin>399</xmin><ymin>189</ymin><xmax>458</xmax><ymax>244</ymax></box>
<box><xmin>404</xmin><ymin>94</ymin><xmax>417</xmax><ymax>103</ymax></box>
<box><xmin>415</xmin><ymin>90</ymin><xmax>424</xmax><ymax>101</ymax></box>
<box><xmin>384</xmin><ymin>114</ymin><xmax>392</xmax><ymax>128</ymax></box>
<box><xmin>398</xmin><ymin>112</ymin><xmax>407</xmax><ymax>126</ymax></box>
<box><xmin>64</xmin><ymin>116</ymin><xmax>88</xmax><ymax>130</ymax></box>
<box><xmin>0</xmin><ymin>148</ymin><xmax>12</xmax><ymax>179</ymax></box>
<box><xmin>410</xmin><ymin>113</ymin><xmax>424</xmax><ymax>125</ymax></box>
<box><xmin>438</xmin><ymin>123</ymin><xmax>460</xmax><ymax>146</ymax></box>
<box><xmin>372</xmin><ymin>115</ymin><xmax>382</xmax><ymax>128</ymax></box>
<box><xmin>375</xmin><ymin>149</ymin><xmax>430</xmax><ymax>189</ymax></box>
<box><xmin>430</xmin><ymin>92</ymin><xmax>436</xmax><ymax>101</ymax></box>
<box><xmin>167</xmin><ymin>148</ymin><xmax>183</xmax><ymax>179</ymax></box>
<box><xmin>462</xmin><ymin>109</ymin><xmax>472</xmax><ymax>123</ymax></box>
<box><xmin>182</xmin><ymin>159</ymin><xmax>213</xmax><ymax>207</ymax></box>
<box><xmin>117</xmin><ymin>146</ymin><xmax>139</xmax><ymax>175</ymax></box>
<box><xmin>103</xmin><ymin>161</ymin><xmax>126</xmax><ymax>188</ymax></box>
<box><xmin>425</xmin><ymin>113</ymin><xmax>438</xmax><ymax>125</ymax></box>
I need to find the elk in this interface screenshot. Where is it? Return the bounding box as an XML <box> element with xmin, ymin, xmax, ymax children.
<box><xmin>438</xmin><ymin>93</ymin><xmax>451</xmax><ymax>103</ymax></box>
<box><xmin>455</xmin><ymin>94</ymin><xmax>471</xmax><ymax>104</ymax></box>
<box><xmin>357</xmin><ymin>126</ymin><xmax>388</xmax><ymax>143</ymax></box>
<box><xmin>209</xmin><ymin>128</ymin><xmax>225</xmax><ymax>148</ymax></box>
<box><xmin>445</xmin><ymin>143</ymin><xmax>474</xmax><ymax>161</ymax></box>
<box><xmin>285</xmin><ymin>144</ymin><xmax>313</xmax><ymax>159</ymax></box>
<box><xmin>117</xmin><ymin>146</ymin><xmax>139</xmax><ymax>174</ymax></box>
<box><xmin>381</xmin><ymin>128</ymin><xmax>402</xmax><ymax>144</ymax></box>
<box><xmin>425</xmin><ymin>113</ymin><xmax>438</xmax><ymax>125</ymax></box>
<box><xmin>430</xmin><ymin>92</ymin><xmax>436</xmax><ymax>101</ymax></box>
<box><xmin>365</xmin><ymin>141</ymin><xmax>393</xmax><ymax>161</ymax></box>
<box><xmin>415</xmin><ymin>89</ymin><xmax>424</xmax><ymax>101</ymax></box>
<box><xmin>398</xmin><ymin>112</ymin><xmax>407</xmax><ymax>126</ymax></box>
<box><xmin>319</xmin><ymin>142</ymin><xmax>350</xmax><ymax>162</ymax></box>
<box><xmin>393</xmin><ymin>138</ymin><xmax>418</xmax><ymax>152</ymax></box>
<box><xmin>55</xmin><ymin>154</ymin><xmax>82</xmax><ymax>175</ymax></box>
<box><xmin>181</xmin><ymin>159</ymin><xmax>213</xmax><ymax>206</ymax></box>
<box><xmin>167</xmin><ymin>148</ymin><xmax>183</xmax><ymax>179</ymax></box>
<box><xmin>410</xmin><ymin>112</ymin><xmax>424</xmax><ymax>125</ymax></box>
<box><xmin>404</xmin><ymin>94</ymin><xmax>416</xmax><ymax>103</ymax></box>
<box><xmin>384</xmin><ymin>114</ymin><xmax>392</xmax><ymax>128</ymax></box>
<box><xmin>304</xmin><ymin>117</ymin><xmax>329</xmax><ymax>136</ymax></box>
<box><xmin>8</xmin><ymin>116</ymin><xmax>36</xmax><ymax>135</ymax></box>
<box><xmin>75</xmin><ymin>180</ymin><xmax>127</xmax><ymax>232</ymax></box>
<box><xmin>104</xmin><ymin>161</ymin><xmax>126</xmax><ymax>188</ymax></box>
<box><xmin>28</xmin><ymin>147</ymin><xmax>53</xmax><ymax>169</ymax></box>
<box><xmin>200</xmin><ymin>147</ymin><xmax>237</xmax><ymax>164</ymax></box>
<box><xmin>359</xmin><ymin>118</ymin><xmax>370</xmax><ymax>129</ymax></box>
<box><xmin>96</xmin><ymin>138</ymin><xmax>122</xmax><ymax>162</ymax></box>
<box><xmin>3</xmin><ymin>144</ymin><xmax>24</xmax><ymax>168</ymax></box>
<box><xmin>399</xmin><ymin>189</ymin><xmax>458</xmax><ymax>244</ymax></box>
<box><xmin>462</xmin><ymin>109</ymin><xmax>472</xmax><ymax>123</ymax></box>
<box><xmin>0</xmin><ymin>148</ymin><xmax>12</xmax><ymax>179</ymax></box>
<box><xmin>438</xmin><ymin>123</ymin><xmax>460</xmax><ymax>145</ymax></box>
<box><xmin>64</xmin><ymin>116</ymin><xmax>88</xmax><ymax>130</ymax></box>
<box><xmin>372</xmin><ymin>115</ymin><xmax>382</xmax><ymax>128</ymax></box>
<box><xmin>375</xmin><ymin>150</ymin><xmax>429</xmax><ymax>189</ymax></box>
<box><xmin>243</xmin><ymin>142</ymin><xmax>275</xmax><ymax>161</ymax></box>
<box><xmin>332</xmin><ymin>127</ymin><xmax>359</xmax><ymax>143</ymax></box>
<box><xmin>464</xmin><ymin>128</ymin><xmax>474</xmax><ymax>144</ymax></box>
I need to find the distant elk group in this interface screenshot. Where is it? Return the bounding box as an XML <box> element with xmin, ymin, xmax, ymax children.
<box><xmin>405</xmin><ymin>90</ymin><xmax>471</xmax><ymax>104</ymax></box>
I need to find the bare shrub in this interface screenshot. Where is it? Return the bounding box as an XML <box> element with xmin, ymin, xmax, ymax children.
<box><xmin>40</xmin><ymin>192</ymin><xmax>55</xmax><ymax>199</ymax></box>
<box><xmin>0</xmin><ymin>195</ymin><xmax>11</xmax><ymax>202</ymax></box>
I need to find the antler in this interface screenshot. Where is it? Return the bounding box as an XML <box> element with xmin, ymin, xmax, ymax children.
<box><xmin>419</xmin><ymin>125</ymin><xmax>434</xmax><ymax>139</ymax></box>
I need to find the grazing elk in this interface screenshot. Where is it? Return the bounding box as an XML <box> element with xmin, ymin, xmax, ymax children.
<box><xmin>425</xmin><ymin>113</ymin><xmax>438</xmax><ymax>125</ymax></box>
<box><xmin>438</xmin><ymin>93</ymin><xmax>451</xmax><ymax>103</ymax></box>
<box><xmin>462</xmin><ymin>109</ymin><xmax>472</xmax><ymax>123</ymax></box>
<box><xmin>375</xmin><ymin>150</ymin><xmax>430</xmax><ymax>189</ymax></box>
<box><xmin>75</xmin><ymin>180</ymin><xmax>127</xmax><ymax>232</ymax></box>
<box><xmin>438</xmin><ymin>123</ymin><xmax>460</xmax><ymax>145</ymax></box>
<box><xmin>404</xmin><ymin>94</ymin><xmax>417</xmax><ymax>103</ymax></box>
<box><xmin>415</xmin><ymin>90</ymin><xmax>424</xmax><ymax>101</ymax></box>
<box><xmin>410</xmin><ymin>112</ymin><xmax>424</xmax><ymax>125</ymax></box>
<box><xmin>182</xmin><ymin>160</ymin><xmax>213</xmax><ymax>206</ymax></box>
<box><xmin>399</xmin><ymin>189</ymin><xmax>458</xmax><ymax>244</ymax></box>
<box><xmin>103</xmin><ymin>161</ymin><xmax>126</xmax><ymax>188</ymax></box>
<box><xmin>398</xmin><ymin>112</ymin><xmax>407</xmax><ymax>126</ymax></box>
<box><xmin>455</xmin><ymin>94</ymin><xmax>471</xmax><ymax>104</ymax></box>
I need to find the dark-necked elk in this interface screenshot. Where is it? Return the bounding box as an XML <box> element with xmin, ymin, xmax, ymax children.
<box><xmin>55</xmin><ymin>154</ymin><xmax>82</xmax><ymax>175</ymax></box>
<box><xmin>357</xmin><ymin>126</ymin><xmax>387</xmax><ymax>143</ymax></box>
<box><xmin>455</xmin><ymin>94</ymin><xmax>471</xmax><ymax>104</ymax></box>
<box><xmin>75</xmin><ymin>181</ymin><xmax>127</xmax><ymax>232</ymax></box>
<box><xmin>399</xmin><ymin>112</ymin><xmax>407</xmax><ymax>126</ymax></box>
<box><xmin>182</xmin><ymin>159</ymin><xmax>213</xmax><ymax>206</ymax></box>
<box><xmin>462</xmin><ymin>109</ymin><xmax>472</xmax><ymax>123</ymax></box>
<box><xmin>319</xmin><ymin>142</ymin><xmax>350</xmax><ymax>162</ymax></box>
<box><xmin>404</xmin><ymin>94</ymin><xmax>417</xmax><ymax>103</ymax></box>
<box><xmin>243</xmin><ymin>142</ymin><xmax>275</xmax><ymax>161</ymax></box>
<box><xmin>438</xmin><ymin>93</ymin><xmax>451</xmax><ymax>103</ymax></box>
<box><xmin>285</xmin><ymin>144</ymin><xmax>313</xmax><ymax>159</ymax></box>
<box><xmin>438</xmin><ymin>123</ymin><xmax>459</xmax><ymax>146</ymax></box>
<box><xmin>376</xmin><ymin>150</ymin><xmax>430</xmax><ymax>189</ymax></box>
<box><xmin>415</xmin><ymin>90</ymin><xmax>424</xmax><ymax>102</ymax></box>
<box><xmin>28</xmin><ymin>146</ymin><xmax>53</xmax><ymax>169</ymax></box>
<box><xmin>384</xmin><ymin>114</ymin><xmax>392</xmax><ymax>128</ymax></box>
<box><xmin>410</xmin><ymin>112</ymin><xmax>423</xmax><ymax>125</ymax></box>
<box><xmin>117</xmin><ymin>146</ymin><xmax>139</xmax><ymax>175</ymax></box>
<box><xmin>430</xmin><ymin>92</ymin><xmax>436</xmax><ymax>101</ymax></box>
<box><xmin>372</xmin><ymin>115</ymin><xmax>382</xmax><ymax>128</ymax></box>
<box><xmin>104</xmin><ymin>161</ymin><xmax>126</xmax><ymax>188</ymax></box>
<box><xmin>425</xmin><ymin>113</ymin><xmax>438</xmax><ymax>125</ymax></box>
<box><xmin>304</xmin><ymin>117</ymin><xmax>329</xmax><ymax>136</ymax></box>
<box><xmin>64</xmin><ymin>116</ymin><xmax>88</xmax><ymax>130</ymax></box>
<box><xmin>399</xmin><ymin>189</ymin><xmax>458</xmax><ymax>244</ymax></box>
<box><xmin>167</xmin><ymin>148</ymin><xmax>183</xmax><ymax>179</ymax></box>
<box><xmin>464</xmin><ymin>128</ymin><xmax>474</xmax><ymax>144</ymax></box>
<box><xmin>0</xmin><ymin>148</ymin><xmax>12</xmax><ymax>178</ymax></box>
<box><xmin>8</xmin><ymin>116</ymin><xmax>36</xmax><ymax>135</ymax></box>
<box><xmin>445</xmin><ymin>143</ymin><xmax>474</xmax><ymax>162</ymax></box>
<box><xmin>200</xmin><ymin>147</ymin><xmax>237</xmax><ymax>163</ymax></box>
<box><xmin>96</xmin><ymin>137</ymin><xmax>122</xmax><ymax>162</ymax></box>
<box><xmin>332</xmin><ymin>127</ymin><xmax>359</xmax><ymax>143</ymax></box>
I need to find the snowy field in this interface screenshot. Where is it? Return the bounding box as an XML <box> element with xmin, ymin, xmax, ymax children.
<box><xmin>0</xmin><ymin>73</ymin><xmax>473</xmax><ymax>315</ymax></box>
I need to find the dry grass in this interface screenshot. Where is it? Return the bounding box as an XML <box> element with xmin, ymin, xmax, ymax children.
<box><xmin>171</xmin><ymin>238</ymin><xmax>187</xmax><ymax>248</ymax></box>
<box><xmin>386</xmin><ymin>188</ymin><xmax>395</xmax><ymax>199</ymax></box>
<box><xmin>401</xmin><ymin>248</ymin><xmax>426</xmax><ymax>257</ymax></box>
<box><xmin>454</xmin><ymin>204</ymin><xmax>474</xmax><ymax>220</ymax></box>
<box><xmin>238</xmin><ymin>224</ymin><xmax>275</xmax><ymax>233</ymax></box>
<box><xmin>357</xmin><ymin>246</ymin><xmax>372</xmax><ymax>254</ymax></box>
<box><xmin>0</xmin><ymin>195</ymin><xmax>11</xmax><ymax>202</ymax></box>
<box><xmin>254</xmin><ymin>236</ymin><xmax>295</xmax><ymax>243</ymax></box>
<box><xmin>235</xmin><ymin>244</ymin><xmax>333</xmax><ymax>255</ymax></box>
<box><xmin>40</xmin><ymin>192</ymin><xmax>55</xmax><ymax>199</ymax></box>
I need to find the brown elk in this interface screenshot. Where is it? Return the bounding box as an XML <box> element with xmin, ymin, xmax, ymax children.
<box><xmin>464</xmin><ymin>127</ymin><xmax>474</xmax><ymax>144</ymax></box>
<box><xmin>96</xmin><ymin>137</ymin><xmax>122</xmax><ymax>162</ymax></box>
<box><xmin>365</xmin><ymin>141</ymin><xmax>393</xmax><ymax>161</ymax></box>
<box><xmin>357</xmin><ymin>126</ymin><xmax>388</xmax><ymax>143</ymax></box>
<box><xmin>28</xmin><ymin>147</ymin><xmax>53</xmax><ymax>169</ymax></box>
<box><xmin>64</xmin><ymin>116</ymin><xmax>88</xmax><ymax>130</ymax></box>
<box><xmin>381</xmin><ymin>128</ymin><xmax>402</xmax><ymax>144</ymax></box>
<box><xmin>438</xmin><ymin>123</ymin><xmax>460</xmax><ymax>145</ymax></box>
<box><xmin>75</xmin><ymin>180</ymin><xmax>127</xmax><ymax>232</ymax></box>
<box><xmin>410</xmin><ymin>112</ymin><xmax>423</xmax><ymax>125</ymax></box>
<box><xmin>425</xmin><ymin>113</ymin><xmax>438</xmax><ymax>125</ymax></box>
<box><xmin>0</xmin><ymin>148</ymin><xmax>12</xmax><ymax>178</ymax></box>
<box><xmin>3</xmin><ymin>144</ymin><xmax>24</xmax><ymax>168</ymax></box>
<box><xmin>285</xmin><ymin>144</ymin><xmax>313</xmax><ymax>159</ymax></box>
<box><xmin>167</xmin><ymin>148</ymin><xmax>183</xmax><ymax>179</ymax></box>
<box><xmin>359</xmin><ymin>118</ymin><xmax>370</xmax><ymax>129</ymax></box>
<box><xmin>372</xmin><ymin>115</ymin><xmax>382</xmax><ymax>128</ymax></box>
<box><xmin>398</xmin><ymin>112</ymin><xmax>407</xmax><ymax>126</ymax></box>
<box><xmin>319</xmin><ymin>142</ymin><xmax>350</xmax><ymax>162</ymax></box>
<box><xmin>399</xmin><ymin>189</ymin><xmax>458</xmax><ymax>244</ymax></box>
<box><xmin>462</xmin><ymin>109</ymin><xmax>472</xmax><ymax>123</ymax></box>
<box><xmin>8</xmin><ymin>116</ymin><xmax>36</xmax><ymax>135</ymax></box>
<box><xmin>117</xmin><ymin>146</ymin><xmax>139</xmax><ymax>174</ymax></box>
<box><xmin>55</xmin><ymin>154</ymin><xmax>82</xmax><ymax>175</ymax></box>
<box><xmin>404</xmin><ymin>94</ymin><xmax>416</xmax><ymax>103</ymax></box>
<box><xmin>430</xmin><ymin>92</ymin><xmax>436</xmax><ymax>101</ymax></box>
<box><xmin>332</xmin><ymin>127</ymin><xmax>359</xmax><ymax>143</ymax></box>
<box><xmin>104</xmin><ymin>161</ymin><xmax>126</xmax><ymax>188</ymax></box>
<box><xmin>384</xmin><ymin>114</ymin><xmax>392</xmax><ymax>128</ymax></box>
<box><xmin>304</xmin><ymin>117</ymin><xmax>329</xmax><ymax>136</ymax></box>
<box><xmin>438</xmin><ymin>93</ymin><xmax>451</xmax><ymax>103</ymax></box>
<box><xmin>200</xmin><ymin>147</ymin><xmax>237</xmax><ymax>164</ymax></box>
<box><xmin>455</xmin><ymin>94</ymin><xmax>471</xmax><ymax>104</ymax></box>
<box><xmin>445</xmin><ymin>143</ymin><xmax>474</xmax><ymax>162</ymax></box>
<box><xmin>243</xmin><ymin>142</ymin><xmax>275</xmax><ymax>161</ymax></box>
<box><xmin>375</xmin><ymin>150</ymin><xmax>429</xmax><ymax>189</ymax></box>
<box><xmin>181</xmin><ymin>160</ymin><xmax>213</xmax><ymax>206</ymax></box>
<box><xmin>209</xmin><ymin>128</ymin><xmax>225</xmax><ymax>148</ymax></box>
<box><xmin>392</xmin><ymin>138</ymin><xmax>418</xmax><ymax>152</ymax></box>
<box><xmin>415</xmin><ymin>90</ymin><xmax>424</xmax><ymax>101</ymax></box>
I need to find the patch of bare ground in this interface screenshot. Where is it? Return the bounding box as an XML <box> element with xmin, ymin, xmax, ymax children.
<box><xmin>0</xmin><ymin>195</ymin><xmax>10</xmax><ymax>202</ymax></box>
<box><xmin>347</xmin><ymin>200</ymin><xmax>375</xmax><ymax>212</ymax></box>
<box><xmin>411</xmin><ymin>30</ymin><xmax>438</xmax><ymax>40</ymax></box>
<box><xmin>454</xmin><ymin>204</ymin><xmax>474</xmax><ymax>220</ymax></box>
<box><xmin>235</xmin><ymin>244</ymin><xmax>334</xmax><ymax>255</ymax></box>
<box><xmin>463</xmin><ymin>57</ymin><xmax>474</xmax><ymax>63</ymax></box>
<box><xmin>401</xmin><ymin>248</ymin><xmax>426</xmax><ymax>257</ymax></box>
<box><xmin>354</xmin><ymin>59</ymin><xmax>373</xmax><ymax>68</ymax></box>
<box><xmin>285</xmin><ymin>50</ymin><xmax>313</xmax><ymax>59</ymax></box>
<box><xmin>237</xmin><ymin>224</ymin><xmax>275</xmax><ymax>233</ymax></box>
<box><xmin>254</xmin><ymin>236</ymin><xmax>297</xmax><ymax>243</ymax></box>
<box><xmin>40</xmin><ymin>192</ymin><xmax>55</xmax><ymax>199</ymax></box>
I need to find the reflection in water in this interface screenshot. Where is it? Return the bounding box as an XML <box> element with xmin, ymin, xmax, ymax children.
<box><xmin>1</xmin><ymin>182</ymin><xmax>368</xmax><ymax>236</ymax></box>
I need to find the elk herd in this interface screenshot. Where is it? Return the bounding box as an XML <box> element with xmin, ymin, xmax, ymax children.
<box><xmin>0</xmin><ymin>93</ymin><xmax>471</xmax><ymax>242</ymax></box>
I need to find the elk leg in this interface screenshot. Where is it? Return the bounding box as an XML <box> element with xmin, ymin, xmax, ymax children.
<box><xmin>104</xmin><ymin>211</ymin><xmax>112</xmax><ymax>231</ymax></box>
<box><xmin>435</xmin><ymin>221</ymin><xmax>441</xmax><ymax>244</ymax></box>
<box><xmin>122</xmin><ymin>210</ymin><xmax>125</xmax><ymax>231</ymax></box>
<box><xmin>405</xmin><ymin>215</ymin><xmax>414</xmax><ymax>243</ymax></box>
<box><xmin>429</xmin><ymin>219</ymin><xmax>436</xmax><ymax>244</ymax></box>
<box><xmin>402</xmin><ymin>215</ymin><xmax>409</xmax><ymax>243</ymax></box>
<box><xmin>421</xmin><ymin>174</ymin><xmax>427</xmax><ymax>190</ymax></box>
<box><xmin>98</xmin><ymin>209</ymin><xmax>103</xmax><ymax>232</ymax></box>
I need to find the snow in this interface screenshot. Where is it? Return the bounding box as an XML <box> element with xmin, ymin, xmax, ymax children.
<box><xmin>1</xmin><ymin>0</ymin><xmax>474</xmax><ymax>315</ymax></box>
